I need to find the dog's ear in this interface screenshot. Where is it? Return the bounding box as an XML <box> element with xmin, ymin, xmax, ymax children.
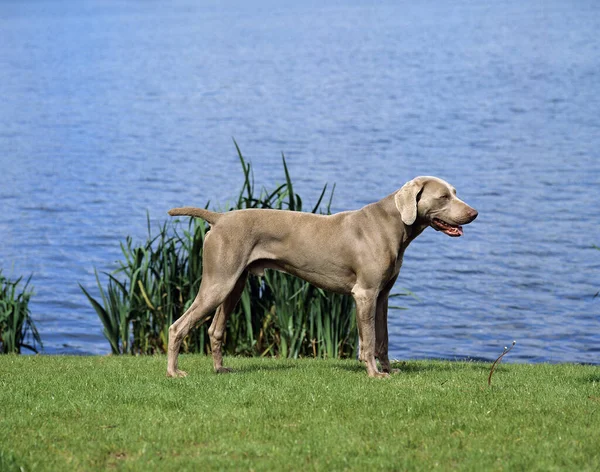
<box><xmin>394</xmin><ymin>179</ymin><xmax>424</xmax><ymax>226</ymax></box>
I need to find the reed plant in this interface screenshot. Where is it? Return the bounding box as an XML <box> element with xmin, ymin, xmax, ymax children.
<box><xmin>0</xmin><ymin>271</ymin><xmax>42</xmax><ymax>354</ymax></box>
<box><xmin>81</xmin><ymin>142</ymin><xmax>410</xmax><ymax>358</ymax></box>
<box><xmin>80</xmin><ymin>216</ymin><xmax>209</xmax><ymax>355</ymax></box>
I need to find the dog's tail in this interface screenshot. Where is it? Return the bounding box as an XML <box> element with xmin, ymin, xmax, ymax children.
<box><xmin>168</xmin><ymin>207</ymin><xmax>223</xmax><ymax>225</ymax></box>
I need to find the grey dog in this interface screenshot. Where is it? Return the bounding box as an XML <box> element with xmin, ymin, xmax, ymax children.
<box><xmin>166</xmin><ymin>176</ymin><xmax>477</xmax><ymax>378</ymax></box>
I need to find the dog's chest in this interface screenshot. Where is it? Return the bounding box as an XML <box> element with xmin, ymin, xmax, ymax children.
<box><xmin>394</xmin><ymin>253</ymin><xmax>404</xmax><ymax>274</ymax></box>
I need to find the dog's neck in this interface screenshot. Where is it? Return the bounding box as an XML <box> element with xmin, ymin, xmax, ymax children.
<box><xmin>372</xmin><ymin>193</ymin><xmax>428</xmax><ymax>255</ymax></box>
<box><xmin>405</xmin><ymin>221</ymin><xmax>428</xmax><ymax>246</ymax></box>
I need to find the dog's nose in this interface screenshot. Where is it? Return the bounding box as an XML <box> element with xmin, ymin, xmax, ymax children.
<box><xmin>468</xmin><ymin>208</ymin><xmax>478</xmax><ymax>222</ymax></box>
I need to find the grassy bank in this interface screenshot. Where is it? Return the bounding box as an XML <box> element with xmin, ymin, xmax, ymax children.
<box><xmin>1</xmin><ymin>356</ymin><xmax>599</xmax><ymax>471</ymax></box>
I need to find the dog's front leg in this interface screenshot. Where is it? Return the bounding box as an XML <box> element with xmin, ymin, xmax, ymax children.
<box><xmin>375</xmin><ymin>295</ymin><xmax>400</xmax><ymax>374</ymax></box>
<box><xmin>353</xmin><ymin>288</ymin><xmax>388</xmax><ymax>378</ymax></box>
<box><xmin>375</xmin><ymin>277</ymin><xmax>398</xmax><ymax>374</ymax></box>
<box><xmin>375</xmin><ymin>293</ymin><xmax>391</xmax><ymax>373</ymax></box>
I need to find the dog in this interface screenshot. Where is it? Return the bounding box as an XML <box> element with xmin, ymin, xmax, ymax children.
<box><xmin>166</xmin><ymin>176</ymin><xmax>477</xmax><ymax>378</ymax></box>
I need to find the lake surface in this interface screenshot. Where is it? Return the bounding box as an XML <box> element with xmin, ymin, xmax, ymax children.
<box><xmin>1</xmin><ymin>0</ymin><xmax>599</xmax><ymax>363</ymax></box>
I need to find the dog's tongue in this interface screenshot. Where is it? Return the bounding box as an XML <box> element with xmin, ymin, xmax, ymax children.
<box><xmin>444</xmin><ymin>225</ymin><xmax>463</xmax><ymax>237</ymax></box>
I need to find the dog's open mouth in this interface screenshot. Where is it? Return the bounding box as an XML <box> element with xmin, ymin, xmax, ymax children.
<box><xmin>432</xmin><ymin>218</ymin><xmax>463</xmax><ymax>237</ymax></box>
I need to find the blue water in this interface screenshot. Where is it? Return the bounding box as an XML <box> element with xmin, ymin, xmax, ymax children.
<box><xmin>1</xmin><ymin>0</ymin><xmax>599</xmax><ymax>363</ymax></box>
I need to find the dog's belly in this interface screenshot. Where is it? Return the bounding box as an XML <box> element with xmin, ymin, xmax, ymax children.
<box><xmin>246</xmin><ymin>258</ymin><xmax>355</xmax><ymax>294</ymax></box>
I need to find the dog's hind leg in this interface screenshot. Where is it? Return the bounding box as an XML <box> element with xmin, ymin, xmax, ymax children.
<box><xmin>166</xmin><ymin>275</ymin><xmax>240</xmax><ymax>378</ymax></box>
<box><xmin>208</xmin><ymin>271</ymin><xmax>248</xmax><ymax>373</ymax></box>
<box><xmin>167</xmin><ymin>227</ymin><xmax>252</xmax><ymax>378</ymax></box>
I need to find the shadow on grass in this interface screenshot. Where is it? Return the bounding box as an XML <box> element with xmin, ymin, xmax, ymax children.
<box><xmin>581</xmin><ymin>373</ymin><xmax>600</xmax><ymax>384</ymax></box>
<box><xmin>331</xmin><ymin>359</ymin><xmax>493</xmax><ymax>375</ymax></box>
<box><xmin>0</xmin><ymin>450</ymin><xmax>27</xmax><ymax>472</ymax></box>
<box><xmin>390</xmin><ymin>359</ymin><xmax>492</xmax><ymax>373</ymax></box>
<box><xmin>221</xmin><ymin>362</ymin><xmax>298</xmax><ymax>374</ymax></box>
<box><xmin>180</xmin><ymin>357</ymin><xmax>496</xmax><ymax>376</ymax></box>
<box><xmin>333</xmin><ymin>362</ymin><xmax>364</xmax><ymax>374</ymax></box>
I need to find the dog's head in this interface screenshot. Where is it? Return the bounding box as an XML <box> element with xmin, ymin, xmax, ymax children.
<box><xmin>394</xmin><ymin>176</ymin><xmax>478</xmax><ymax>237</ymax></box>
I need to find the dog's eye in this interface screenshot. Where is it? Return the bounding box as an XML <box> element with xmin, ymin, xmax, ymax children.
<box><xmin>439</xmin><ymin>194</ymin><xmax>450</xmax><ymax>200</ymax></box>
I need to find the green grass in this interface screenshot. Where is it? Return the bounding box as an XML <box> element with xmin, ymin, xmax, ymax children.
<box><xmin>1</xmin><ymin>357</ymin><xmax>599</xmax><ymax>471</ymax></box>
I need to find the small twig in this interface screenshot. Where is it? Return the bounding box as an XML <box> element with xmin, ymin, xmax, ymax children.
<box><xmin>488</xmin><ymin>341</ymin><xmax>516</xmax><ymax>386</ymax></box>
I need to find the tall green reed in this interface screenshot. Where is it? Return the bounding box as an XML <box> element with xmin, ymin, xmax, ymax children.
<box><xmin>0</xmin><ymin>271</ymin><xmax>42</xmax><ymax>354</ymax></box>
<box><xmin>80</xmin><ymin>217</ymin><xmax>207</xmax><ymax>355</ymax></box>
<box><xmin>81</xmin><ymin>142</ymin><xmax>409</xmax><ymax>358</ymax></box>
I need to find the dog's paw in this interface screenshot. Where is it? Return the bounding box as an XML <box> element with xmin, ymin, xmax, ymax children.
<box><xmin>166</xmin><ymin>369</ymin><xmax>188</xmax><ymax>378</ymax></box>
